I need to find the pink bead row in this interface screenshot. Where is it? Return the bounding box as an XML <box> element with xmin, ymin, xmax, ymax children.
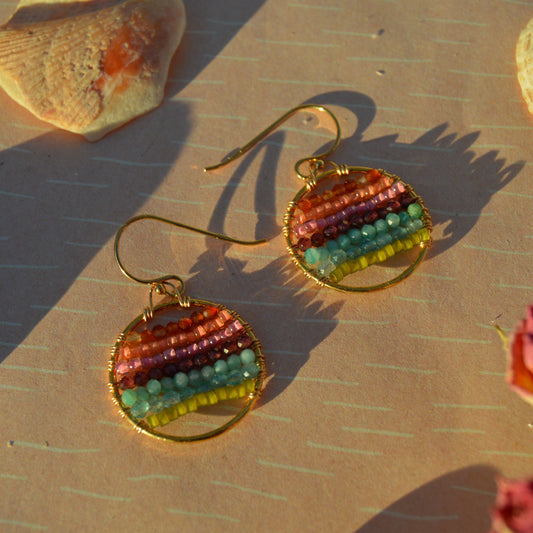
<box><xmin>119</xmin><ymin>309</ymin><xmax>234</xmax><ymax>360</ymax></box>
<box><xmin>115</xmin><ymin>319</ymin><xmax>245</xmax><ymax>377</ymax></box>
<box><xmin>292</xmin><ymin>180</ymin><xmax>406</xmax><ymax>239</ymax></box>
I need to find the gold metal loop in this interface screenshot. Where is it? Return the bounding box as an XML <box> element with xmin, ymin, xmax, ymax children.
<box><xmin>114</xmin><ymin>213</ymin><xmax>267</xmax><ymax>293</ymax></box>
<box><xmin>204</xmin><ymin>103</ymin><xmax>342</xmax><ymax>183</ymax></box>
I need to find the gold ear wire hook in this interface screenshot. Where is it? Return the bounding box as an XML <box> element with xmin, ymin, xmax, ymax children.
<box><xmin>114</xmin><ymin>213</ymin><xmax>267</xmax><ymax>292</ymax></box>
<box><xmin>204</xmin><ymin>104</ymin><xmax>342</xmax><ymax>183</ymax></box>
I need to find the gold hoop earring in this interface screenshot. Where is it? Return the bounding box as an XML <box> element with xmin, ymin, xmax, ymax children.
<box><xmin>109</xmin><ymin>214</ymin><xmax>267</xmax><ymax>442</ymax></box>
<box><xmin>205</xmin><ymin>104</ymin><xmax>432</xmax><ymax>293</ymax></box>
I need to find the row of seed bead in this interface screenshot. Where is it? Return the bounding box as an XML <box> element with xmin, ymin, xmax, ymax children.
<box><xmin>115</xmin><ymin>319</ymin><xmax>250</xmax><ymax>390</ymax></box>
<box><xmin>119</xmin><ymin>307</ymin><xmax>232</xmax><ymax>360</ymax></box>
<box><xmin>292</xmin><ymin>174</ymin><xmax>394</xmax><ymax>233</ymax></box>
<box><xmin>145</xmin><ymin>379</ymin><xmax>258</xmax><ymax>429</ymax></box>
<box><xmin>121</xmin><ymin>346</ymin><xmax>261</xmax><ymax>420</ymax></box>
<box><xmin>292</xmin><ymin>180</ymin><xmax>408</xmax><ymax>246</ymax></box>
<box><xmin>292</xmin><ymin>168</ymin><xmax>387</xmax><ymax>225</ymax></box>
<box><xmin>304</xmin><ymin>201</ymin><xmax>426</xmax><ymax>276</ymax></box>
<box><xmin>295</xmin><ymin>188</ymin><xmax>416</xmax><ymax>256</ymax></box>
<box><xmin>329</xmin><ymin>226</ymin><xmax>431</xmax><ymax>283</ymax></box>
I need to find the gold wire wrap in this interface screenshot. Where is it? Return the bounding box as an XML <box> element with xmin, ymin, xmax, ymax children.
<box><xmin>111</xmin><ymin>214</ymin><xmax>267</xmax><ymax>441</ymax></box>
<box><xmin>108</xmin><ymin>299</ymin><xmax>266</xmax><ymax>443</ymax></box>
<box><xmin>204</xmin><ymin>103</ymin><xmax>342</xmax><ymax>185</ymax></box>
<box><xmin>283</xmin><ymin>166</ymin><xmax>433</xmax><ymax>293</ymax></box>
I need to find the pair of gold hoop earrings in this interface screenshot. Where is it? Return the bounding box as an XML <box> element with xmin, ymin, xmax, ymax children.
<box><xmin>108</xmin><ymin>104</ymin><xmax>433</xmax><ymax>442</ymax></box>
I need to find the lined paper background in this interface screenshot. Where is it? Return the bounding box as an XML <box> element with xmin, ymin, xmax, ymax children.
<box><xmin>1</xmin><ymin>0</ymin><xmax>532</xmax><ymax>531</ymax></box>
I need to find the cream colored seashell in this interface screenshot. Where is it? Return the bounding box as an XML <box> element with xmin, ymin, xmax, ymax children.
<box><xmin>517</xmin><ymin>18</ymin><xmax>533</xmax><ymax>116</ymax></box>
<box><xmin>0</xmin><ymin>0</ymin><xmax>186</xmax><ymax>141</ymax></box>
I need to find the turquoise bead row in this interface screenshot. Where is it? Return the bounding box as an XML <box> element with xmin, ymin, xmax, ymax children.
<box><xmin>304</xmin><ymin>202</ymin><xmax>425</xmax><ymax>277</ymax></box>
<box><xmin>121</xmin><ymin>348</ymin><xmax>260</xmax><ymax>419</ymax></box>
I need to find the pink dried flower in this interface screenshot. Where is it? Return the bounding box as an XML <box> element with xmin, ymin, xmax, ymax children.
<box><xmin>506</xmin><ymin>305</ymin><xmax>533</xmax><ymax>407</ymax></box>
<box><xmin>490</xmin><ymin>477</ymin><xmax>533</xmax><ymax>533</ymax></box>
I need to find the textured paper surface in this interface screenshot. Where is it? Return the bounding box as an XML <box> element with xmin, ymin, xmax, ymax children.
<box><xmin>1</xmin><ymin>1</ymin><xmax>532</xmax><ymax>531</ymax></box>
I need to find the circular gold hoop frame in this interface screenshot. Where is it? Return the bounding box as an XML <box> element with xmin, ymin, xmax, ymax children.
<box><xmin>108</xmin><ymin>298</ymin><xmax>266</xmax><ymax>442</ymax></box>
<box><xmin>282</xmin><ymin>166</ymin><xmax>433</xmax><ymax>293</ymax></box>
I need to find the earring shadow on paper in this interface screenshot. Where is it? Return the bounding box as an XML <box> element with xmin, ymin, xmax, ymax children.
<box><xmin>187</xmin><ymin>90</ymin><xmax>524</xmax><ymax>405</ymax></box>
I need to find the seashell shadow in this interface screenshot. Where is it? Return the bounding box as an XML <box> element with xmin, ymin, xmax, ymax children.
<box><xmin>353</xmin><ymin>464</ymin><xmax>499</xmax><ymax>533</ymax></box>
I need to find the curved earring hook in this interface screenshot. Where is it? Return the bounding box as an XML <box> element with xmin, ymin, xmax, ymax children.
<box><xmin>204</xmin><ymin>103</ymin><xmax>342</xmax><ymax>183</ymax></box>
<box><xmin>114</xmin><ymin>213</ymin><xmax>267</xmax><ymax>291</ymax></box>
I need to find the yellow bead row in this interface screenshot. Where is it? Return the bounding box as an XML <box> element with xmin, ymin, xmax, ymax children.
<box><xmin>329</xmin><ymin>227</ymin><xmax>431</xmax><ymax>283</ymax></box>
<box><xmin>146</xmin><ymin>379</ymin><xmax>257</xmax><ymax>429</ymax></box>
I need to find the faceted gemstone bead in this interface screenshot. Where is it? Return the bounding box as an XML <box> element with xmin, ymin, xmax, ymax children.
<box><xmin>130</xmin><ymin>400</ymin><xmax>150</xmax><ymax>419</ymax></box>
<box><xmin>407</xmin><ymin>202</ymin><xmax>423</xmax><ymax>219</ymax></box>
<box><xmin>361</xmin><ymin>224</ymin><xmax>377</xmax><ymax>240</ymax></box>
<box><xmin>346</xmin><ymin>246</ymin><xmax>361</xmax><ymax>259</ymax></box>
<box><xmin>391</xmin><ymin>227</ymin><xmax>408</xmax><ymax>241</ymax></box>
<box><xmin>152</xmin><ymin>325</ymin><xmax>166</xmax><ymax>338</ymax></box>
<box><xmin>140</xmin><ymin>330</ymin><xmax>156</xmax><ymax>343</ymax></box>
<box><xmin>317</xmin><ymin>260</ymin><xmax>335</xmax><ymax>277</ymax></box>
<box><xmin>331</xmin><ymin>249</ymin><xmax>348</xmax><ymax>266</ymax></box>
<box><xmin>201</xmin><ymin>366</ymin><xmax>215</xmax><ymax>382</ymax></box>
<box><xmin>361</xmin><ymin>240</ymin><xmax>377</xmax><ymax>254</ymax></box>
<box><xmin>193</xmin><ymin>353</ymin><xmax>208</xmax><ymax>368</ymax></box>
<box><xmin>121</xmin><ymin>389</ymin><xmax>137</xmax><ymax>407</ymax></box>
<box><xmin>374</xmin><ymin>219</ymin><xmax>388</xmax><ymax>234</ymax></box>
<box><xmin>149</xmin><ymin>397</ymin><xmax>164</xmax><ymax>414</ymax></box>
<box><xmin>222</xmin><ymin>342</ymin><xmax>238</xmax><ymax>356</ymax></box>
<box><xmin>400</xmin><ymin>195</ymin><xmax>415</xmax><ymax>208</ymax></box>
<box><xmin>207</xmin><ymin>350</ymin><xmax>222</xmax><ymax>364</ymax></box>
<box><xmin>161</xmin><ymin>377</ymin><xmax>174</xmax><ymax>391</ymax></box>
<box><xmin>136</xmin><ymin>387</ymin><xmax>150</xmax><ymax>402</ymax></box>
<box><xmin>311</xmin><ymin>232</ymin><xmax>325</xmax><ymax>247</ymax></box>
<box><xmin>178</xmin><ymin>317</ymin><xmax>193</xmax><ymax>331</ymax></box>
<box><xmin>191</xmin><ymin>311</ymin><xmax>205</xmax><ymax>324</ymax></box>
<box><xmin>162</xmin><ymin>390</ymin><xmax>181</xmax><ymax>408</ymax></box>
<box><xmin>399</xmin><ymin>211</ymin><xmax>411</xmax><ymax>226</ymax></box>
<box><xmin>304</xmin><ymin>247</ymin><xmax>320</xmax><ymax>265</ymax></box>
<box><xmin>237</xmin><ymin>335</ymin><xmax>252</xmax><ymax>350</ymax></box>
<box><xmin>146</xmin><ymin>379</ymin><xmax>162</xmax><ymax>396</ymax></box>
<box><xmin>214</xmin><ymin>359</ymin><xmax>229</xmax><ymax>375</ymax></box>
<box><xmin>363</xmin><ymin>211</ymin><xmax>378</xmax><ymax>224</ymax></box>
<box><xmin>375</xmin><ymin>233</ymin><xmax>393</xmax><ymax>248</ymax></box>
<box><xmin>134</xmin><ymin>372</ymin><xmax>148</xmax><ymax>387</ymax></box>
<box><xmin>163</xmin><ymin>363</ymin><xmax>177</xmax><ymax>377</ymax></box>
<box><xmin>337</xmin><ymin>219</ymin><xmax>351</xmax><ymax>235</ymax></box>
<box><xmin>242</xmin><ymin>362</ymin><xmax>260</xmax><ymax>380</ymax></box>
<box><xmin>349</xmin><ymin>215</ymin><xmax>364</xmax><ymax>228</ymax></box>
<box><xmin>297</xmin><ymin>237</ymin><xmax>312</xmax><ymax>251</ymax></box>
<box><xmin>323</xmin><ymin>225</ymin><xmax>338</xmax><ymax>240</ymax></box>
<box><xmin>386</xmin><ymin>212</ymin><xmax>400</xmax><ymax>227</ymax></box>
<box><xmin>336</xmin><ymin>234</ymin><xmax>350</xmax><ymax>250</ymax></box>
<box><xmin>348</xmin><ymin>228</ymin><xmax>362</xmax><ymax>244</ymax></box>
<box><xmin>148</xmin><ymin>367</ymin><xmax>163</xmax><ymax>381</ymax></box>
<box><xmin>177</xmin><ymin>358</ymin><xmax>194</xmax><ymax>373</ymax></box>
<box><xmin>119</xmin><ymin>375</ymin><xmax>135</xmax><ymax>390</ymax></box>
<box><xmin>227</xmin><ymin>354</ymin><xmax>241</xmax><ymax>371</ymax></box>
<box><xmin>239</xmin><ymin>349</ymin><xmax>256</xmax><ymax>365</ymax></box>
<box><xmin>211</xmin><ymin>374</ymin><xmax>228</xmax><ymax>388</ymax></box>
<box><xmin>188</xmin><ymin>370</ymin><xmax>202</xmax><ymax>388</ymax></box>
<box><xmin>227</xmin><ymin>370</ymin><xmax>243</xmax><ymax>386</ymax></box>
<box><xmin>125</xmin><ymin>331</ymin><xmax>142</xmax><ymax>345</ymax></box>
<box><xmin>173</xmin><ymin>372</ymin><xmax>189</xmax><ymax>389</ymax></box>
<box><xmin>179</xmin><ymin>387</ymin><xmax>195</xmax><ymax>401</ymax></box>
<box><xmin>326</xmin><ymin>239</ymin><xmax>339</xmax><ymax>252</ymax></box>
<box><xmin>166</xmin><ymin>322</ymin><xmax>179</xmax><ymax>335</ymax></box>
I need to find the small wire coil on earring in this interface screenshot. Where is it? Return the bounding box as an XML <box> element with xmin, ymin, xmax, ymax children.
<box><xmin>205</xmin><ymin>103</ymin><xmax>433</xmax><ymax>293</ymax></box>
<box><xmin>108</xmin><ymin>214</ymin><xmax>267</xmax><ymax>443</ymax></box>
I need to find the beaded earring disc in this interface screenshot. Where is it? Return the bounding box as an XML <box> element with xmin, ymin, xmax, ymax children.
<box><xmin>284</xmin><ymin>166</ymin><xmax>432</xmax><ymax>292</ymax></box>
<box><xmin>109</xmin><ymin>214</ymin><xmax>266</xmax><ymax>442</ymax></box>
<box><xmin>109</xmin><ymin>299</ymin><xmax>265</xmax><ymax>442</ymax></box>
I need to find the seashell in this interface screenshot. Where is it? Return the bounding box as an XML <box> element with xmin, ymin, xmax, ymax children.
<box><xmin>0</xmin><ymin>0</ymin><xmax>186</xmax><ymax>141</ymax></box>
<box><xmin>517</xmin><ymin>18</ymin><xmax>533</xmax><ymax>115</ymax></box>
